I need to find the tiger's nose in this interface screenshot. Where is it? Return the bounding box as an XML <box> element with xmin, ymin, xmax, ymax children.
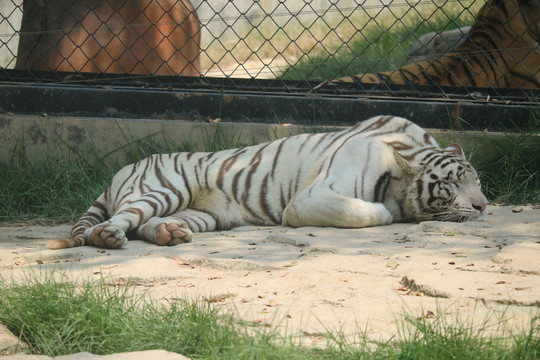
<box><xmin>472</xmin><ymin>203</ymin><xmax>488</xmax><ymax>213</ymax></box>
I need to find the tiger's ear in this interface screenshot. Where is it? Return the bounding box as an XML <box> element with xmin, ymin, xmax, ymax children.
<box><xmin>444</xmin><ymin>143</ymin><xmax>466</xmax><ymax>159</ymax></box>
<box><xmin>393</xmin><ymin>151</ymin><xmax>420</xmax><ymax>178</ymax></box>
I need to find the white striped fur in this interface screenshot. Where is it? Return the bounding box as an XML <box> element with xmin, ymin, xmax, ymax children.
<box><xmin>47</xmin><ymin>115</ymin><xmax>488</xmax><ymax>250</ymax></box>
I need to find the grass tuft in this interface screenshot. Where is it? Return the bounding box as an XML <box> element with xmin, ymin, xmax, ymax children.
<box><xmin>0</xmin><ymin>130</ymin><xmax>192</xmax><ymax>223</ymax></box>
<box><xmin>0</xmin><ymin>275</ymin><xmax>279</xmax><ymax>358</ymax></box>
<box><xmin>0</xmin><ymin>276</ymin><xmax>538</xmax><ymax>359</ymax></box>
<box><xmin>0</xmin><ymin>147</ymin><xmax>114</xmax><ymax>223</ymax></box>
<box><xmin>469</xmin><ymin>129</ymin><xmax>540</xmax><ymax>204</ymax></box>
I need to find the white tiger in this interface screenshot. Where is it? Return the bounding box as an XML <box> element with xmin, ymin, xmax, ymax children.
<box><xmin>47</xmin><ymin>115</ymin><xmax>488</xmax><ymax>250</ymax></box>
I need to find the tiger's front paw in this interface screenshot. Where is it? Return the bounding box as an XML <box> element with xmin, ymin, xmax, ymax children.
<box><xmin>85</xmin><ymin>223</ymin><xmax>128</xmax><ymax>249</ymax></box>
<box><xmin>371</xmin><ymin>203</ymin><xmax>393</xmax><ymax>226</ymax></box>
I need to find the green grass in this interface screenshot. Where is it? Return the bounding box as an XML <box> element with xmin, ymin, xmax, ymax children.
<box><xmin>0</xmin><ymin>155</ymin><xmax>110</xmax><ymax>223</ymax></box>
<box><xmin>0</xmin><ymin>135</ymin><xmax>173</xmax><ymax>223</ymax></box>
<box><xmin>470</xmin><ymin>131</ymin><xmax>540</xmax><ymax>204</ymax></box>
<box><xmin>279</xmin><ymin>4</ymin><xmax>478</xmax><ymax>81</ymax></box>
<box><xmin>0</xmin><ymin>123</ymin><xmax>249</xmax><ymax>223</ymax></box>
<box><xmin>0</xmin><ymin>276</ymin><xmax>538</xmax><ymax>359</ymax></box>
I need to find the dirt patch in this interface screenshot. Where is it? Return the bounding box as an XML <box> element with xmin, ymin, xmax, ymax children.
<box><xmin>1</xmin><ymin>205</ymin><xmax>539</xmax><ymax>343</ymax></box>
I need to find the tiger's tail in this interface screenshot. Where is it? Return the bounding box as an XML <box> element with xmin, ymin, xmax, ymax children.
<box><xmin>47</xmin><ymin>193</ymin><xmax>109</xmax><ymax>250</ymax></box>
<box><xmin>46</xmin><ymin>237</ymin><xmax>85</xmax><ymax>250</ymax></box>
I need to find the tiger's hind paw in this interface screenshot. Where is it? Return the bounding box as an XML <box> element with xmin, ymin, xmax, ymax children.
<box><xmin>85</xmin><ymin>224</ymin><xmax>128</xmax><ymax>249</ymax></box>
<box><xmin>155</xmin><ymin>222</ymin><xmax>193</xmax><ymax>246</ymax></box>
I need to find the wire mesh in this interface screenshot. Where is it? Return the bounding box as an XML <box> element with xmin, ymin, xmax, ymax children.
<box><xmin>1</xmin><ymin>0</ymin><xmax>539</xmax><ymax>101</ymax></box>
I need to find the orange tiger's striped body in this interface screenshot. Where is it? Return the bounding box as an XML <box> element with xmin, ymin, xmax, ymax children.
<box><xmin>48</xmin><ymin>116</ymin><xmax>488</xmax><ymax>250</ymax></box>
<box><xmin>336</xmin><ymin>0</ymin><xmax>540</xmax><ymax>88</ymax></box>
<box><xmin>15</xmin><ymin>0</ymin><xmax>201</xmax><ymax>76</ymax></box>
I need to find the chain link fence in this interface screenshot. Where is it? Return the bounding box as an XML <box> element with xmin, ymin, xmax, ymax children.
<box><xmin>1</xmin><ymin>0</ymin><xmax>539</xmax><ymax>101</ymax></box>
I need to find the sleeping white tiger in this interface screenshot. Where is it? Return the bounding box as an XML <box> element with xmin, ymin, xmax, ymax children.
<box><xmin>47</xmin><ymin>115</ymin><xmax>488</xmax><ymax>250</ymax></box>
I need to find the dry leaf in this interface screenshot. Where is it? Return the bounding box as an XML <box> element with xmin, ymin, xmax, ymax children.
<box><xmin>178</xmin><ymin>283</ymin><xmax>195</xmax><ymax>288</ymax></box>
<box><xmin>205</xmin><ymin>116</ymin><xmax>222</xmax><ymax>123</ymax></box>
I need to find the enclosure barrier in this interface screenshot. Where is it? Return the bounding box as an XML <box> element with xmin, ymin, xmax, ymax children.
<box><xmin>0</xmin><ymin>0</ymin><xmax>539</xmax><ymax>129</ymax></box>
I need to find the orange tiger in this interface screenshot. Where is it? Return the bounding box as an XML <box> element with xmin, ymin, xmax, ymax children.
<box><xmin>15</xmin><ymin>0</ymin><xmax>201</xmax><ymax>76</ymax></box>
<box><xmin>335</xmin><ymin>0</ymin><xmax>540</xmax><ymax>88</ymax></box>
<box><xmin>48</xmin><ymin>116</ymin><xmax>488</xmax><ymax>250</ymax></box>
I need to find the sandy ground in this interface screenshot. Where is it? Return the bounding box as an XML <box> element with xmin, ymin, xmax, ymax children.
<box><xmin>1</xmin><ymin>205</ymin><xmax>539</xmax><ymax>345</ymax></box>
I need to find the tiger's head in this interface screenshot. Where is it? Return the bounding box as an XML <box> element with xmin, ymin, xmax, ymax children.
<box><xmin>395</xmin><ymin>144</ymin><xmax>489</xmax><ymax>222</ymax></box>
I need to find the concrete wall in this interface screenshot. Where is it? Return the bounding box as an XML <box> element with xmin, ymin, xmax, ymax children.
<box><xmin>0</xmin><ymin>114</ymin><xmax>310</xmax><ymax>166</ymax></box>
<box><xmin>0</xmin><ymin>114</ymin><xmax>509</xmax><ymax>167</ymax></box>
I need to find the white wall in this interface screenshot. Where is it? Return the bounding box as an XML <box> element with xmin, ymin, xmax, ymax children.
<box><xmin>0</xmin><ymin>0</ymin><xmax>22</xmax><ymax>68</ymax></box>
